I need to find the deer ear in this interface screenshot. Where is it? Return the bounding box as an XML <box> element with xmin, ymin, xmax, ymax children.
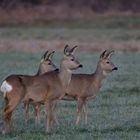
<box><xmin>41</xmin><ymin>50</ymin><xmax>49</xmax><ymax>62</ymax></box>
<box><xmin>64</xmin><ymin>44</ymin><xmax>71</xmax><ymax>56</ymax></box>
<box><xmin>70</xmin><ymin>46</ymin><xmax>78</xmax><ymax>54</ymax></box>
<box><xmin>100</xmin><ymin>50</ymin><xmax>107</xmax><ymax>59</ymax></box>
<box><xmin>47</xmin><ymin>51</ymin><xmax>55</xmax><ymax>60</ymax></box>
<box><xmin>64</xmin><ymin>45</ymin><xmax>78</xmax><ymax>56</ymax></box>
<box><xmin>106</xmin><ymin>50</ymin><xmax>115</xmax><ymax>59</ymax></box>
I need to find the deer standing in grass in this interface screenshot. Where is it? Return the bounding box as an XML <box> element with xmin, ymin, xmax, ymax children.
<box><xmin>1</xmin><ymin>45</ymin><xmax>82</xmax><ymax>133</ymax></box>
<box><xmin>62</xmin><ymin>50</ymin><xmax>118</xmax><ymax>125</ymax></box>
<box><xmin>24</xmin><ymin>51</ymin><xmax>58</xmax><ymax>126</ymax></box>
<box><xmin>0</xmin><ymin>50</ymin><xmax>58</xmax><ymax>133</ymax></box>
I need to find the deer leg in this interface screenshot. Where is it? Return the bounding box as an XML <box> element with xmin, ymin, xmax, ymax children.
<box><xmin>76</xmin><ymin>98</ymin><xmax>85</xmax><ymax>125</ymax></box>
<box><xmin>52</xmin><ymin>101</ymin><xmax>59</xmax><ymax>125</ymax></box>
<box><xmin>3</xmin><ymin>99</ymin><xmax>19</xmax><ymax>133</ymax></box>
<box><xmin>83</xmin><ymin>103</ymin><xmax>88</xmax><ymax>125</ymax></box>
<box><xmin>3</xmin><ymin>112</ymin><xmax>12</xmax><ymax>134</ymax></box>
<box><xmin>34</xmin><ymin>103</ymin><xmax>41</xmax><ymax>128</ymax></box>
<box><xmin>3</xmin><ymin>101</ymin><xmax>10</xmax><ymax>133</ymax></box>
<box><xmin>24</xmin><ymin>102</ymin><xmax>29</xmax><ymax>126</ymax></box>
<box><xmin>45</xmin><ymin>101</ymin><xmax>53</xmax><ymax>133</ymax></box>
<box><xmin>3</xmin><ymin>89</ymin><xmax>23</xmax><ymax>134</ymax></box>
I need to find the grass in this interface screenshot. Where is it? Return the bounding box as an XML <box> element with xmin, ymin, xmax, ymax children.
<box><xmin>1</xmin><ymin>27</ymin><xmax>139</xmax><ymax>42</ymax></box>
<box><xmin>0</xmin><ymin>52</ymin><xmax>140</xmax><ymax>140</ymax></box>
<box><xmin>0</xmin><ymin>16</ymin><xmax>140</xmax><ymax>54</ymax></box>
<box><xmin>0</xmin><ymin>16</ymin><xmax>140</xmax><ymax>46</ymax></box>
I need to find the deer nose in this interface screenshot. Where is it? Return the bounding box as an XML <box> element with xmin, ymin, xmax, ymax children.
<box><xmin>78</xmin><ymin>64</ymin><xmax>83</xmax><ymax>68</ymax></box>
<box><xmin>112</xmin><ymin>67</ymin><xmax>118</xmax><ymax>71</ymax></box>
<box><xmin>55</xmin><ymin>68</ymin><xmax>59</xmax><ymax>71</ymax></box>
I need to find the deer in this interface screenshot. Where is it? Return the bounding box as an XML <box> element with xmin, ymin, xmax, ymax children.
<box><xmin>24</xmin><ymin>50</ymin><xmax>58</xmax><ymax>126</ymax></box>
<box><xmin>1</xmin><ymin>45</ymin><xmax>83</xmax><ymax>133</ymax></box>
<box><xmin>0</xmin><ymin>50</ymin><xmax>58</xmax><ymax>133</ymax></box>
<box><xmin>61</xmin><ymin>50</ymin><xmax>118</xmax><ymax>125</ymax></box>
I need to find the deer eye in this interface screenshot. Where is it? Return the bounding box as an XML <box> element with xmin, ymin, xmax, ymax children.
<box><xmin>71</xmin><ymin>59</ymin><xmax>74</xmax><ymax>61</ymax></box>
<box><xmin>48</xmin><ymin>62</ymin><xmax>51</xmax><ymax>65</ymax></box>
<box><xmin>106</xmin><ymin>61</ymin><xmax>110</xmax><ymax>64</ymax></box>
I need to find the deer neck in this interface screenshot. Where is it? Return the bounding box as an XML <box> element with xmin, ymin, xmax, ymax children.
<box><xmin>91</xmin><ymin>63</ymin><xmax>106</xmax><ymax>91</ymax></box>
<box><xmin>35</xmin><ymin>63</ymin><xmax>43</xmax><ymax>76</ymax></box>
<box><xmin>36</xmin><ymin>69</ymin><xmax>41</xmax><ymax>76</ymax></box>
<box><xmin>36</xmin><ymin>63</ymin><xmax>50</xmax><ymax>76</ymax></box>
<box><xmin>58</xmin><ymin>65</ymin><xmax>72</xmax><ymax>90</ymax></box>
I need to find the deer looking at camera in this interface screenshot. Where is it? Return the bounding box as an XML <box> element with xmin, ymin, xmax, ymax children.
<box><xmin>62</xmin><ymin>50</ymin><xmax>118</xmax><ymax>125</ymax></box>
<box><xmin>1</xmin><ymin>45</ymin><xmax>83</xmax><ymax>133</ymax></box>
<box><xmin>0</xmin><ymin>50</ymin><xmax>58</xmax><ymax>133</ymax></box>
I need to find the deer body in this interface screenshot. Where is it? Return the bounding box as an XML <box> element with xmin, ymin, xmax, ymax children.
<box><xmin>22</xmin><ymin>71</ymin><xmax>65</xmax><ymax>104</ymax></box>
<box><xmin>66</xmin><ymin>69</ymin><xmax>105</xmax><ymax>100</ymax></box>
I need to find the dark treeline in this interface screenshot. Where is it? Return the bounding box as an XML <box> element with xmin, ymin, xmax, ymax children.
<box><xmin>0</xmin><ymin>0</ymin><xmax>140</xmax><ymax>13</ymax></box>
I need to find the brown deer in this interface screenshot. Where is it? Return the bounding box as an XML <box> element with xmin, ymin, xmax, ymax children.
<box><xmin>62</xmin><ymin>50</ymin><xmax>118</xmax><ymax>125</ymax></box>
<box><xmin>0</xmin><ymin>50</ymin><xmax>58</xmax><ymax>133</ymax></box>
<box><xmin>1</xmin><ymin>45</ymin><xmax>82</xmax><ymax>133</ymax></box>
<box><xmin>24</xmin><ymin>50</ymin><xmax>58</xmax><ymax>126</ymax></box>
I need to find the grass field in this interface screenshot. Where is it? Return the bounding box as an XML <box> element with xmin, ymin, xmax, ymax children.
<box><xmin>0</xmin><ymin>16</ymin><xmax>140</xmax><ymax>140</ymax></box>
<box><xmin>0</xmin><ymin>52</ymin><xmax>140</xmax><ymax>140</ymax></box>
<box><xmin>0</xmin><ymin>16</ymin><xmax>140</xmax><ymax>52</ymax></box>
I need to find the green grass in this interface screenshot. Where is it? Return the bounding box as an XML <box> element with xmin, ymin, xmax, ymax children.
<box><xmin>0</xmin><ymin>52</ymin><xmax>140</xmax><ymax>140</ymax></box>
<box><xmin>1</xmin><ymin>15</ymin><xmax>140</xmax><ymax>29</ymax></box>
<box><xmin>0</xmin><ymin>25</ymin><xmax>140</xmax><ymax>43</ymax></box>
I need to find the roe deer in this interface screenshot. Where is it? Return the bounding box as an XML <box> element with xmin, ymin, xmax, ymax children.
<box><xmin>0</xmin><ymin>50</ymin><xmax>58</xmax><ymax>133</ymax></box>
<box><xmin>62</xmin><ymin>50</ymin><xmax>118</xmax><ymax>125</ymax></box>
<box><xmin>24</xmin><ymin>51</ymin><xmax>58</xmax><ymax>126</ymax></box>
<box><xmin>1</xmin><ymin>45</ymin><xmax>82</xmax><ymax>133</ymax></box>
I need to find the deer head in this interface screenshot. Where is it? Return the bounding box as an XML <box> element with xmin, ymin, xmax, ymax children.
<box><xmin>37</xmin><ymin>50</ymin><xmax>58</xmax><ymax>75</ymax></box>
<box><xmin>62</xmin><ymin>45</ymin><xmax>83</xmax><ymax>71</ymax></box>
<box><xmin>97</xmin><ymin>50</ymin><xmax>118</xmax><ymax>76</ymax></box>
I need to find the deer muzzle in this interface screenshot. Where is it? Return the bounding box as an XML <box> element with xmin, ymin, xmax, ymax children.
<box><xmin>112</xmin><ymin>67</ymin><xmax>118</xmax><ymax>71</ymax></box>
<box><xmin>78</xmin><ymin>64</ymin><xmax>83</xmax><ymax>68</ymax></box>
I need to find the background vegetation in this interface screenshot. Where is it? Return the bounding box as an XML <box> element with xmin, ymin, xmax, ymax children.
<box><xmin>1</xmin><ymin>0</ymin><xmax>140</xmax><ymax>12</ymax></box>
<box><xmin>0</xmin><ymin>0</ymin><xmax>140</xmax><ymax>25</ymax></box>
